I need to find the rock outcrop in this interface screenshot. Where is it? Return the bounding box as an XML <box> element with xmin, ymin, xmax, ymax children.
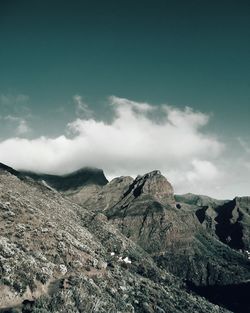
<box><xmin>105</xmin><ymin>171</ymin><xmax>178</xmax><ymax>253</ymax></box>
<box><xmin>214</xmin><ymin>197</ymin><xmax>250</xmax><ymax>251</ymax></box>
<box><xmin>75</xmin><ymin>176</ymin><xmax>134</xmax><ymax>209</ymax></box>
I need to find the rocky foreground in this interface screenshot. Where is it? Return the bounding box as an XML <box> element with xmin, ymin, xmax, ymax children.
<box><xmin>0</xmin><ymin>163</ymin><xmax>250</xmax><ymax>313</ymax></box>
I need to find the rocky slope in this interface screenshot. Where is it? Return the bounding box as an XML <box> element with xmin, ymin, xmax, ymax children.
<box><xmin>0</xmin><ymin>163</ymin><xmax>232</xmax><ymax>313</ymax></box>
<box><xmin>69</xmin><ymin>169</ymin><xmax>250</xmax><ymax>312</ymax></box>
<box><xmin>102</xmin><ymin>172</ymin><xmax>250</xmax><ymax>284</ymax></box>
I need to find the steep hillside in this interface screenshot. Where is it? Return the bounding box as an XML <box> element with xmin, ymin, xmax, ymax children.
<box><xmin>103</xmin><ymin>172</ymin><xmax>250</xmax><ymax>283</ymax></box>
<box><xmin>67</xmin><ymin>176</ymin><xmax>134</xmax><ymax>209</ymax></box>
<box><xmin>0</xmin><ymin>164</ymin><xmax>230</xmax><ymax>313</ymax></box>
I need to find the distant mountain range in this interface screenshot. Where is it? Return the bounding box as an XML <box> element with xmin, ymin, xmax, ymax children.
<box><xmin>0</xmin><ymin>162</ymin><xmax>249</xmax><ymax>313</ymax></box>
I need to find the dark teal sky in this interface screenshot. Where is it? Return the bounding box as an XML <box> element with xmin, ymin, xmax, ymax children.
<box><xmin>0</xmin><ymin>0</ymin><xmax>250</xmax><ymax>197</ymax></box>
<box><xmin>0</xmin><ymin>0</ymin><xmax>250</xmax><ymax>138</ymax></box>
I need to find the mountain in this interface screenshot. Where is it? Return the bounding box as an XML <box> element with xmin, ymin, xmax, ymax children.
<box><xmin>20</xmin><ymin>167</ymin><xmax>108</xmax><ymax>192</ymax></box>
<box><xmin>1</xmin><ymin>163</ymin><xmax>250</xmax><ymax>312</ymax></box>
<box><xmin>0</xmin><ymin>163</ymin><xmax>232</xmax><ymax>313</ymax></box>
<box><xmin>68</xmin><ymin>170</ymin><xmax>250</xmax><ymax>312</ymax></box>
<box><xmin>97</xmin><ymin>172</ymin><xmax>250</xmax><ymax>282</ymax></box>
<box><xmin>175</xmin><ymin>193</ymin><xmax>227</xmax><ymax>208</ymax></box>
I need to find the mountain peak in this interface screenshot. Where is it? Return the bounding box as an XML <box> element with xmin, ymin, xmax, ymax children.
<box><xmin>140</xmin><ymin>169</ymin><xmax>162</xmax><ymax>177</ymax></box>
<box><xmin>131</xmin><ymin>170</ymin><xmax>174</xmax><ymax>204</ymax></box>
<box><xmin>107</xmin><ymin>170</ymin><xmax>175</xmax><ymax>210</ymax></box>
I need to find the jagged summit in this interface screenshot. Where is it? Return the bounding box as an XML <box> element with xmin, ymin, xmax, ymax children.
<box><xmin>130</xmin><ymin>170</ymin><xmax>174</xmax><ymax>204</ymax></box>
<box><xmin>76</xmin><ymin>170</ymin><xmax>175</xmax><ymax>213</ymax></box>
<box><xmin>136</xmin><ymin>170</ymin><xmax>162</xmax><ymax>179</ymax></box>
<box><xmin>1</xmin><ymin>163</ymin><xmax>173</xmax><ymax>201</ymax></box>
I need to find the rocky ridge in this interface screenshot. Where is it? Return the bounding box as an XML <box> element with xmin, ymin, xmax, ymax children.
<box><xmin>0</xmin><ymin>163</ymin><xmax>233</xmax><ymax>313</ymax></box>
<box><xmin>64</xmin><ymin>169</ymin><xmax>250</xmax><ymax>312</ymax></box>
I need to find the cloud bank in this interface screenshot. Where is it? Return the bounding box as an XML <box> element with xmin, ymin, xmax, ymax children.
<box><xmin>0</xmin><ymin>96</ymin><xmax>248</xmax><ymax>198</ymax></box>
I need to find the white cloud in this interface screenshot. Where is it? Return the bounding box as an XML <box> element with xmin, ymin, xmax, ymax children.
<box><xmin>110</xmin><ymin>96</ymin><xmax>154</xmax><ymax>113</ymax></box>
<box><xmin>167</xmin><ymin>159</ymin><xmax>222</xmax><ymax>196</ymax></box>
<box><xmin>0</xmin><ymin>96</ymin><xmax>248</xmax><ymax>199</ymax></box>
<box><xmin>187</xmin><ymin>159</ymin><xmax>219</xmax><ymax>183</ymax></box>
<box><xmin>73</xmin><ymin>94</ymin><xmax>93</xmax><ymax>118</ymax></box>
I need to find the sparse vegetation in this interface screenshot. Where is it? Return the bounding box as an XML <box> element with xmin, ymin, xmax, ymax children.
<box><xmin>0</xmin><ymin>164</ymin><xmax>249</xmax><ymax>312</ymax></box>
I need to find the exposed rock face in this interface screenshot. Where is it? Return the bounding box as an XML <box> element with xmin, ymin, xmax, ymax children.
<box><xmin>214</xmin><ymin>197</ymin><xmax>250</xmax><ymax>250</ymax></box>
<box><xmin>94</xmin><ymin>175</ymin><xmax>134</xmax><ymax>210</ymax></box>
<box><xmin>100</xmin><ymin>173</ymin><xmax>250</xmax><ymax>290</ymax></box>
<box><xmin>74</xmin><ymin>176</ymin><xmax>134</xmax><ymax>209</ymax></box>
<box><xmin>175</xmin><ymin>193</ymin><xmax>228</xmax><ymax>235</ymax></box>
<box><xmin>120</xmin><ymin>170</ymin><xmax>175</xmax><ymax>206</ymax></box>
<box><xmin>65</xmin><ymin>184</ymin><xmax>103</xmax><ymax>207</ymax></box>
<box><xmin>104</xmin><ymin>172</ymin><xmax>178</xmax><ymax>253</ymax></box>
<box><xmin>0</xmin><ymin>163</ymin><xmax>231</xmax><ymax>313</ymax></box>
<box><xmin>176</xmin><ymin>194</ymin><xmax>250</xmax><ymax>251</ymax></box>
<box><xmin>71</xmin><ymin>170</ymin><xmax>175</xmax><ymax>210</ymax></box>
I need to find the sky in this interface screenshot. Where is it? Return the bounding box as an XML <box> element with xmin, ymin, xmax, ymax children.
<box><xmin>0</xmin><ymin>0</ymin><xmax>250</xmax><ymax>199</ymax></box>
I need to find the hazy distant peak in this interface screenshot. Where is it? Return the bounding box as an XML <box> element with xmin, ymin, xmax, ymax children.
<box><xmin>0</xmin><ymin>162</ymin><xmax>20</xmax><ymax>177</ymax></box>
<box><xmin>20</xmin><ymin>167</ymin><xmax>108</xmax><ymax>192</ymax></box>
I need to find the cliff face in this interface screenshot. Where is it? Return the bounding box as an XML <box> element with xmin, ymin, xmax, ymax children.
<box><xmin>122</xmin><ymin>170</ymin><xmax>175</xmax><ymax>205</ymax></box>
<box><xmin>214</xmin><ymin>197</ymin><xmax>250</xmax><ymax>251</ymax></box>
<box><xmin>82</xmin><ymin>176</ymin><xmax>134</xmax><ymax>210</ymax></box>
<box><xmin>176</xmin><ymin>194</ymin><xmax>250</xmax><ymax>251</ymax></box>
<box><xmin>105</xmin><ymin>171</ymin><xmax>184</xmax><ymax>254</ymax></box>
<box><xmin>0</xmin><ymin>164</ymin><xmax>231</xmax><ymax>313</ymax></box>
